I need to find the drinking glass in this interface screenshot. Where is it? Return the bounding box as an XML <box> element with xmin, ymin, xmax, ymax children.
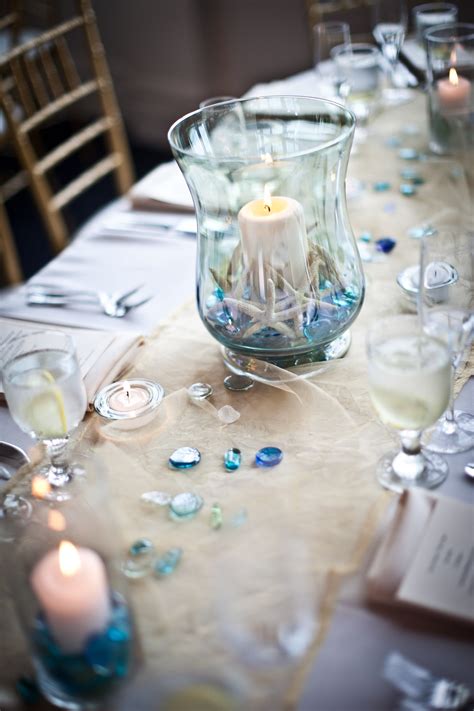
<box><xmin>199</xmin><ymin>96</ymin><xmax>238</xmax><ymax>109</ymax></box>
<box><xmin>368</xmin><ymin>315</ymin><xmax>451</xmax><ymax>492</ymax></box>
<box><xmin>373</xmin><ymin>0</ymin><xmax>411</xmax><ymax>103</ymax></box>
<box><xmin>419</xmin><ymin>229</ymin><xmax>474</xmax><ymax>453</ymax></box>
<box><xmin>313</xmin><ymin>21</ymin><xmax>351</xmax><ymax>99</ymax></box>
<box><xmin>2</xmin><ymin>332</ymin><xmax>87</xmax><ymax>499</ymax></box>
<box><xmin>332</xmin><ymin>43</ymin><xmax>381</xmax><ymax>123</ymax></box>
<box><xmin>413</xmin><ymin>3</ymin><xmax>458</xmax><ymax>45</ymax></box>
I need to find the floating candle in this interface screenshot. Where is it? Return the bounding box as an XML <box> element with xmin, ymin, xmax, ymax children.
<box><xmin>93</xmin><ymin>379</ymin><xmax>164</xmax><ymax>430</ymax></box>
<box><xmin>437</xmin><ymin>68</ymin><xmax>471</xmax><ymax>114</ymax></box>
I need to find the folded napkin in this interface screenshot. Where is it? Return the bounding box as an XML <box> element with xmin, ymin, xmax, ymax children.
<box><xmin>128</xmin><ymin>161</ymin><xmax>194</xmax><ymax>213</ymax></box>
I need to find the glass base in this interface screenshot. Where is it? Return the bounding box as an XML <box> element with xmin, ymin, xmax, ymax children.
<box><xmin>377</xmin><ymin>448</ymin><xmax>448</xmax><ymax>494</ymax></box>
<box><xmin>422</xmin><ymin>412</ymin><xmax>474</xmax><ymax>454</ymax></box>
<box><xmin>38</xmin><ymin>463</ymin><xmax>85</xmax><ymax>502</ymax></box>
<box><xmin>222</xmin><ymin>331</ymin><xmax>351</xmax><ymax>383</ymax></box>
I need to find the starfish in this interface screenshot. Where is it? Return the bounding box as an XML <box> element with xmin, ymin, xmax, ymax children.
<box><xmin>224</xmin><ymin>278</ymin><xmax>306</xmax><ymax>339</ymax></box>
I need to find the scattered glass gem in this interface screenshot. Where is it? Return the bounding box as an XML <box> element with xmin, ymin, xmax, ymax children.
<box><xmin>359</xmin><ymin>232</ymin><xmax>372</xmax><ymax>243</ymax></box>
<box><xmin>383</xmin><ymin>201</ymin><xmax>396</xmax><ymax>214</ymax></box>
<box><xmin>373</xmin><ymin>181</ymin><xmax>391</xmax><ymax>192</ymax></box>
<box><xmin>255</xmin><ymin>446</ymin><xmax>283</xmax><ymax>468</ymax></box>
<box><xmin>154</xmin><ymin>547</ymin><xmax>182</xmax><ymax>577</ymax></box>
<box><xmin>402</xmin><ymin>124</ymin><xmax>419</xmax><ymax>136</ymax></box>
<box><xmin>188</xmin><ymin>382</ymin><xmax>213</xmax><ymax>400</ymax></box>
<box><xmin>129</xmin><ymin>538</ymin><xmax>154</xmax><ymax>557</ymax></box>
<box><xmin>217</xmin><ymin>405</ymin><xmax>240</xmax><ymax>424</ymax></box>
<box><xmin>398</xmin><ymin>148</ymin><xmax>419</xmax><ymax>160</ymax></box>
<box><xmin>224</xmin><ymin>447</ymin><xmax>241</xmax><ymax>471</ymax></box>
<box><xmin>357</xmin><ymin>242</ymin><xmax>373</xmax><ymax>262</ymax></box>
<box><xmin>375</xmin><ymin>238</ymin><xmax>397</xmax><ymax>254</ymax></box>
<box><xmin>169</xmin><ymin>446</ymin><xmax>201</xmax><ymax>469</ymax></box>
<box><xmin>16</xmin><ymin>676</ymin><xmax>40</xmax><ymax>704</ymax></box>
<box><xmin>400</xmin><ymin>168</ymin><xmax>424</xmax><ymax>184</ymax></box>
<box><xmin>230</xmin><ymin>508</ymin><xmax>248</xmax><ymax>527</ymax></box>
<box><xmin>210</xmin><ymin>502</ymin><xmax>223</xmax><ymax>530</ymax></box>
<box><xmin>1</xmin><ymin>494</ymin><xmax>32</xmax><ymax>520</ymax></box>
<box><xmin>169</xmin><ymin>492</ymin><xmax>204</xmax><ymax>519</ymax></box>
<box><xmin>140</xmin><ymin>490</ymin><xmax>171</xmax><ymax>508</ymax></box>
<box><xmin>400</xmin><ymin>183</ymin><xmax>417</xmax><ymax>196</ymax></box>
<box><xmin>85</xmin><ymin>624</ymin><xmax>130</xmax><ymax>676</ymax></box>
<box><xmin>121</xmin><ymin>538</ymin><xmax>155</xmax><ymax>579</ymax></box>
<box><xmin>385</xmin><ymin>136</ymin><xmax>401</xmax><ymax>148</ymax></box>
<box><xmin>213</xmin><ymin>286</ymin><xmax>225</xmax><ymax>301</ymax></box>
<box><xmin>224</xmin><ymin>374</ymin><xmax>254</xmax><ymax>391</ymax></box>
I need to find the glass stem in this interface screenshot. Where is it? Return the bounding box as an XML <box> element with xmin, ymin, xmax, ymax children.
<box><xmin>441</xmin><ymin>366</ymin><xmax>457</xmax><ymax>436</ymax></box>
<box><xmin>392</xmin><ymin>430</ymin><xmax>426</xmax><ymax>481</ymax></box>
<box><xmin>43</xmin><ymin>437</ymin><xmax>71</xmax><ymax>486</ymax></box>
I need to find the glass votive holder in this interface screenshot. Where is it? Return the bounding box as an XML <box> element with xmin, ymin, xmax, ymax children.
<box><xmin>425</xmin><ymin>23</ymin><xmax>474</xmax><ymax>155</ymax></box>
<box><xmin>413</xmin><ymin>3</ymin><xmax>458</xmax><ymax>46</ymax></box>
<box><xmin>93</xmin><ymin>378</ymin><xmax>164</xmax><ymax>431</ymax></box>
<box><xmin>0</xmin><ymin>495</ymin><xmax>136</xmax><ymax>709</ymax></box>
<box><xmin>332</xmin><ymin>43</ymin><xmax>381</xmax><ymax>120</ymax></box>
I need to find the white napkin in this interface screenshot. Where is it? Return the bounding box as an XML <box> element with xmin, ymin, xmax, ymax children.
<box><xmin>128</xmin><ymin>161</ymin><xmax>194</xmax><ymax>213</ymax></box>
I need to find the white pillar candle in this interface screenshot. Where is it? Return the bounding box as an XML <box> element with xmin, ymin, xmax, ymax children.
<box><xmin>31</xmin><ymin>541</ymin><xmax>111</xmax><ymax>654</ymax></box>
<box><xmin>437</xmin><ymin>68</ymin><xmax>471</xmax><ymax>114</ymax></box>
<box><xmin>238</xmin><ymin>192</ymin><xmax>309</xmax><ymax>298</ymax></box>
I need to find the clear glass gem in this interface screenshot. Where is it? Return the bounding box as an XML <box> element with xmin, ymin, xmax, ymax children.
<box><xmin>375</xmin><ymin>238</ymin><xmax>396</xmax><ymax>254</ymax></box>
<box><xmin>230</xmin><ymin>508</ymin><xmax>248</xmax><ymax>527</ymax></box>
<box><xmin>210</xmin><ymin>502</ymin><xmax>223</xmax><ymax>529</ymax></box>
<box><xmin>169</xmin><ymin>492</ymin><xmax>204</xmax><ymax>519</ymax></box>
<box><xmin>188</xmin><ymin>382</ymin><xmax>213</xmax><ymax>400</ymax></box>
<box><xmin>140</xmin><ymin>490</ymin><xmax>172</xmax><ymax>508</ymax></box>
<box><xmin>154</xmin><ymin>547</ymin><xmax>182</xmax><ymax>577</ymax></box>
<box><xmin>398</xmin><ymin>148</ymin><xmax>419</xmax><ymax>160</ymax></box>
<box><xmin>121</xmin><ymin>556</ymin><xmax>154</xmax><ymax>579</ymax></box>
<box><xmin>217</xmin><ymin>405</ymin><xmax>240</xmax><ymax>424</ymax></box>
<box><xmin>223</xmin><ymin>374</ymin><xmax>254</xmax><ymax>391</ymax></box>
<box><xmin>169</xmin><ymin>447</ymin><xmax>201</xmax><ymax>469</ymax></box>
<box><xmin>224</xmin><ymin>447</ymin><xmax>241</xmax><ymax>471</ymax></box>
<box><xmin>1</xmin><ymin>494</ymin><xmax>32</xmax><ymax>520</ymax></box>
<box><xmin>255</xmin><ymin>446</ymin><xmax>283</xmax><ymax>467</ymax></box>
<box><xmin>399</xmin><ymin>183</ymin><xmax>417</xmax><ymax>196</ymax></box>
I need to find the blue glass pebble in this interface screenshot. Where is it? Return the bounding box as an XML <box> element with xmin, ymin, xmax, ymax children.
<box><xmin>155</xmin><ymin>547</ymin><xmax>182</xmax><ymax>577</ymax></box>
<box><xmin>169</xmin><ymin>492</ymin><xmax>203</xmax><ymax>519</ymax></box>
<box><xmin>408</xmin><ymin>224</ymin><xmax>437</xmax><ymax>240</ymax></box>
<box><xmin>359</xmin><ymin>232</ymin><xmax>372</xmax><ymax>243</ymax></box>
<box><xmin>376</xmin><ymin>238</ymin><xmax>396</xmax><ymax>254</ymax></box>
<box><xmin>213</xmin><ymin>286</ymin><xmax>225</xmax><ymax>301</ymax></box>
<box><xmin>398</xmin><ymin>148</ymin><xmax>419</xmax><ymax>160</ymax></box>
<box><xmin>400</xmin><ymin>183</ymin><xmax>417</xmax><ymax>196</ymax></box>
<box><xmin>400</xmin><ymin>169</ymin><xmax>424</xmax><ymax>184</ymax></box>
<box><xmin>373</xmin><ymin>181</ymin><xmax>391</xmax><ymax>192</ymax></box>
<box><xmin>169</xmin><ymin>446</ymin><xmax>201</xmax><ymax>469</ymax></box>
<box><xmin>255</xmin><ymin>446</ymin><xmax>283</xmax><ymax>468</ymax></box>
<box><xmin>16</xmin><ymin>676</ymin><xmax>40</xmax><ymax>704</ymax></box>
<box><xmin>224</xmin><ymin>447</ymin><xmax>241</xmax><ymax>471</ymax></box>
<box><xmin>129</xmin><ymin>538</ymin><xmax>154</xmax><ymax>557</ymax></box>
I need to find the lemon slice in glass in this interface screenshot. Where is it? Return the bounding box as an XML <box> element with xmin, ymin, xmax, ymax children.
<box><xmin>25</xmin><ymin>370</ymin><xmax>68</xmax><ymax>437</ymax></box>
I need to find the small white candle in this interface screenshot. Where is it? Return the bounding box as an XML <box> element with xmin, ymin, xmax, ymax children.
<box><xmin>108</xmin><ymin>381</ymin><xmax>150</xmax><ymax>412</ymax></box>
<box><xmin>31</xmin><ymin>541</ymin><xmax>110</xmax><ymax>653</ymax></box>
<box><xmin>437</xmin><ymin>68</ymin><xmax>471</xmax><ymax>114</ymax></box>
<box><xmin>238</xmin><ymin>188</ymin><xmax>309</xmax><ymax>298</ymax></box>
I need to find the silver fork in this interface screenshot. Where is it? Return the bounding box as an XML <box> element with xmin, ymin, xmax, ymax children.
<box><xmin>26</xmin><ymin>284</ymin><xmax>152</xmax><ymax>318</ymax></box>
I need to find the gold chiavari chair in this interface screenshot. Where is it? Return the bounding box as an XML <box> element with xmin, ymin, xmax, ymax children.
<box><xmin>0</xmin><ymin>195</ymin><xmax>22</xmax><ymax>283</ymax></box>
<box><xmin>0</xmin><ymin>0</ymin><xmax>134</xmax><ymax>255</ymax></box>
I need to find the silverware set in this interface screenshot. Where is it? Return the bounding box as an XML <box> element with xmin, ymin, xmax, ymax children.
<box><xmin>26</xmin><ymin>284</ymin><xmax>152</xmax><ymax>318</ymax></box>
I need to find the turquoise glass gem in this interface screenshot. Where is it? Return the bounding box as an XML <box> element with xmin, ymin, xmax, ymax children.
<box><xmin>224</xmin><ymin>374</ymin><xmax>254</xmax><ymax>391</ymax></box>
<box><xmin>255</xmin><ymin>446</ymin><xmax>283</xmax><ymax>467</ymax></box>
<box><xmin>169</xmin><ymin>446</ymin><xmax>201</xmax><ymax>469</ymax></box>
<box><xmin>400</xmin><ymin>169</ymin><xmax>424</xmax><ymax>184</ymax></box>
<box><xmin>398</xmin><ymin>148</ymin><xmax>419</xmax><ymax>160</ymax></box>
<box><xmin>408</xmin><ymin>224</ymin><xmax>437</xmax><ymax>240</ymax></box>
<box><xmin>224</xmin><ymin>447</ymin><xmax>241</xmax><ymax>471</ymax></box>
<box><xmin>214</xmin><ymin>286</ymin><xmax>225</xmax><ymax>301</ymax></box>
<box><xmin>154</xmin><ymin>548</ymin><xmax>182</xmax><ymax>577</ymax></box>
<box><xmin>129</xmin><ymin>538</ymin><xmax>154</xmax><ymax>557</ymax></box>
<box><xmin>188</xmin><ymin>382</ymin><xmax>213</xmax><ymax>400</ymax></box>
<box><xmin>375</xmin><ymin>238</ymin><xmax>396</xmax><ymax>253</ymax></box>
<box><xmin>359</xmin><ymin>232</ymin><xmax>372</xmax><ymax>243</ymax></box>
<box><xmin>122</xmin><ymin>539</ymin><xmax>155</xmax><ymax>579</ymax></box>
<box><xmin>169</xmin><ymin>492</ymin><xmax>203</xmax><ymax>519</ymax></box>
<box><xmin>140</xmin><ymin>490</ymin><xmax>171</xmax><ymax>508</ymax></box>
<box><xmin>210</xmin><ymin>502</ymin><xmax>223</xmax><ymax>529</ymax></box>
<box><xmin>400</xmin><ymin>183</ymin><xmax>417</xmax><ymax>196</ymax></box>
<box><xmin>373</xmin><ymin>181</ymin><xmax>391</xmax><ymax>192</ymax></box>
<box><xmin>385</xmin><ymin>136</ymin><xmax>401</xmax><ymax>147</ymax></box>
<box><xmin>16</xmin><ymin>677</ymin><xmax>40</xmax><ymax>704</ymax></box>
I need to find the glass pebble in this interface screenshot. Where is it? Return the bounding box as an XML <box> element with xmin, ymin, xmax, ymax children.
<box><xmin>402</xmin><ymin>124</ymin><xmax>419</xmax><ymax>136</ymax></box>
<box><xmin>129</xmin><ymin>538</ymin><xmax>154</xmax><ymax>557</ymax></box>
<box><xmin>213</xmin><ymin>286</ymin><xmax>225</xmax><ymax>301</ymax></box>
<box><xmin>375</xmin><ymin>238</ymin><xmax>397</xmax><ymax>254</ymax></box>
<box><xmin>400</xmin><ymin>183</ymin><xmax>417</xmax><ymax>196</ymax></box>
<box><xmin>218</xmin><ymin>405</ymin><xmax>240</xmax><ymax>424</ymax></box>
<box><xmin>385</xmin><ymin>136</ymin><xmax>401</xmax><ymax>147</ymax></box>
<box><xmin>400</xmin><ymin>168</ymin><xmax>424</xmax><ymax>184</ymax></box>
<box><xmin>255</xmin><ymin>446</ymin><xmax>283</xmax><ymax>468</ymax></box>
<box><xmin>224</xmin><ymin>447</ymin><xmax>241</xmax><ymax>471</ymax></box>
<box><xmin>140</xmin><ymin>490</ymin><xmax>171</xmax><ymax>508</ymax></box>
<box><xmin>230</xmin><ymin>508</ymin><xmax>248</xmax><ymax>527</ymax></box>
<box><xmin>224</xmin><ymin>374</ymin><xmax>254</xmax><ymax>391</ymax></box>
<box><xmin>210</xmin><ymin>502</ymin><xmax>223</xmax><ymax>530</ymax></box>
<box><xmin>121</xmin><ymin>556</ymin><xmax>153</xmax><ymax>579</ymax></box>
<box><xmin>169</xmin><ymin>492</ymin><xmax>203</xmax><ymax>519</ymax></box>
<box><xmin>359</xmin><ymin>232</ymin><xmax>372</xmax><ymax>243</ymax></box>
<box><xmin>1</xmin><ymin>494</ymin><xmax>32</xmax><ymax>521</ymax></box>
<box><xmin>155</xmin><ymin>547</ymin><xmax>182</xmax><ymax>577</ymax></box>
<box><xmin>398</xmin><ymin>148</ymin><xmax>419</xmax><ymax>160</ymax></box>
<box><xmin>16</xmin><ymin>676</ymin><xmax>40</xmax><ymax>704</ymax></box>
<box><xmin>373</xmin><ymin>181</ymin><xmax>391</xmax><ymax>192</ymax></box>
<box><xmin>407</xmin><ymin>224</ymin><xmax>437</xmax><ymax>240</ymax></box>
<box><xmin>188</xmin><ymin>382</ymin><xmax>213</xmax><ymax>400</ymax></box>
<box><xmin>169</xmin><ymin>446</ymin><xmax>201</xmax><ymax>469</ymax></box>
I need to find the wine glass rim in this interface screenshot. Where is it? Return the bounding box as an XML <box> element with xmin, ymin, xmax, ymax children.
<box><xmin>424</xmin><ymin>22</ymin><xmax>474</xmax><ymax>43</ymax></box>
<box><xmin>413</xmin><ymin>2</ymin><xmax>458</xmax><ymax>13</ymax></box>
<box><xmin>312</xmin><ymin>20</ymin><xmax>351</xmax><ymax>33</ymax></box>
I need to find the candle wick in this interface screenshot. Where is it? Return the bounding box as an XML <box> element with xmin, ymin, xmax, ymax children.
<box><xmin>126</xmin><ymin>389</ymin><xmax>130</xmax><ymax>401</ymax></box>
<box><xmin>263</xmin><ymin>203</ymin><xmax>271</xmax><ymax>214</ymax></box>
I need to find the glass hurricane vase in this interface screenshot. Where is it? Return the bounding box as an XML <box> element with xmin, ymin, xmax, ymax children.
<box><xmin>168</xmin><ymin>96</ymin><xmax>364</xmax><ymax>372</ymax></box>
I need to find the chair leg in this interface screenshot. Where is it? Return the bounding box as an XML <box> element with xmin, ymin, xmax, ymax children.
<box><xmin>0</xmin><ymin>201</ymin><xmax>23</xmax><ymax>284</ymax></box>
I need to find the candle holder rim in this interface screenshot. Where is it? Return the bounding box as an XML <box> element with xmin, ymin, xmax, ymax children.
<box><xmin>93</xmin><ymin>378</ymin><xmax>164</xmax><ymax>421</ymax></box>
<box><xmin>424</xmin><ymin>21</ymin><xmax>474</xmax><ymax>43</ymax></box>
<box><xmin>414</xmin><ymin>1</ymin><xmax>459</xmax><ymax>14</ymax></box>
<box><xmin>168</xmin><ymin>94</ymin><xmax>356</xmax><ymax>164</ymax></box>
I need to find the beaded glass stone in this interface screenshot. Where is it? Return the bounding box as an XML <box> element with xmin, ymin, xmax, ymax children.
<box><xmin>169</xmin><ymin>492</ymin><xmax>204</xmax><ymax>519</ymax></box>
<box><xmin>224</xmin><ymin>447</ymin><xmax>241</xmax><ymax>471</ymax></box>
<box><xmin>188</xmin><ymin>382</ymin><xmax>213</xmax><ymax>400</ymax></box>
<box><xmin>375</xmin><ymin>238</ymin><xmax>396</xmax><ymax>254</ymax></box>
<box><xmin>255</xmin><ymin>447</ymin><xmax>283</xmax><ymax>467</ymax></box>
<box><xmin>169</xmin><ymin>447</ymin><xmax>201</xmax><ymax>469</ymax></box>
<box><xmin>154</xmin><ymin>548</ymin><xmax>182</xmax><ymax>577</ymax></box>
<box><xmin>223</xmin><ymin>374</ymin><xmax>254</xmax><ymax>391</ymax></box>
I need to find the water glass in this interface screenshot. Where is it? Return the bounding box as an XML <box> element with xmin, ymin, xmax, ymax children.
<box><xmin>332</xmin><ymin>43</ymin><xmax>381</xmax><ymax>121</ymax></box>
<box><xmin>373</xmin><ymin>0</ymin><xmax>411</xmax><ymax>102</ymax></box>
<box><xmin>313</xmin><ymin>21</ymin><xmax>351</xmax><ymax>99</ymax></box>
<box><xmin>368</xmin><ymin>315</ymin><xmax>451</xmax><ymax>493</ymax></box>
<box><xmin>413</xmin><ymin>3</ymin><xmax>458</xmax><ymax>45</ymax></box>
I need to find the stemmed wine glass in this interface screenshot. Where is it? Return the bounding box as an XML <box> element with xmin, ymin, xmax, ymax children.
<box><xmin>418</xmin><ymin>229</ymin><xmax>474</xmax><ymax>454</ymax></box>
<box><xmin>2</xmin><ymin>331</ymin><xmax>87</xmax><ymax>501</ymax></box>
<box><xmin>313</xmin><ymin>21</ymin><xmax>352</xmax><ymax>100</ymax></box>
<box><xmin>368</xmin><ymin>315</ymin><xmax>452</xmax><ymax>493</ymax></box>
<box><xmin>372</xmin><ymin>0</ymin><xmax>411</xmax><ymax>103</ymax></box>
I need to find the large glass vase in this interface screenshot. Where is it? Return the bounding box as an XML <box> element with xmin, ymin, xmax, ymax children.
<box><xmin>169</xmin><ymin>96</ymin><xmax>364</xmax><ymax>370</ymax></box>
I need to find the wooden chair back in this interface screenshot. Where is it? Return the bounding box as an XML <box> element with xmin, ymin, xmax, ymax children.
<box><xmin>0</xmin><ymin>196</ymin><xmax>22</xmax><ymax>283</ymax></box>
<box><xmin>0</xmin><ymin>0</ymin><xmax>134</xmax><ymax>254</ymax></box>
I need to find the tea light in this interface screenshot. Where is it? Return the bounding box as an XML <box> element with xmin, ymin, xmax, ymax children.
<box><xmin>94</xmin><ymin>378</ymin><xmax>164</xmax><ymax>430</ymax></box>
<box><xmin>437</xmin><ymin>68</ymin><xmax>471</xmax><ymax>114</ymax></box>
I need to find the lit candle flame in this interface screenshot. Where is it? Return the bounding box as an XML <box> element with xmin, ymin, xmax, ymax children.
<box><xmin>263</xmin><ymin>185</ymin><xmax>272</xmax><ymax>214</ymax></box>
<box><xmin>48</xmin><ymin>509</ymin><xmax>66</xmax><ymax>532</ymax></box>
<box><xmin>449</xmin><ymin>67</ymin><xmax>459</xmax><ymax>86</ymax></box>
<box><xmin>32</xmin><ymin>476</ymin><xmax>51</xmax><ymax>499</ymax></box>
<box><xmin>59</xmin><ymin>540</ymin><xmax>81</xmax><ymax>577</ymax></box>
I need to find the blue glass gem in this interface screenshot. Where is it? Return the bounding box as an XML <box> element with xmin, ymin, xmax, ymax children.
<box><xmin>16</xmin><ymin>676</ymin><xmax>40</xmax><ymax>704</ymax></box>
<box><xmin>400</xmin><ymin>168</ymin><xmax>424</xmax><ymax>184</ymax></box>
<box><xmin>210</xmin><ymin>502</ymin><xmax>223</xmax><ymax>530</ymax></box>
<box><xmin>408</xmin><ymin>224</ymin><xmax>437</xmax><ymax>240</ymax></box>
<box><xmin>169</xmin><ymin>492</ymin><xmax>203</xmax><ymax>519</ymax></box>
<box><xmin>398</xmin><ymin>148</ymin><xmax>419</xmax><ymax>160</ymax></box>
<box><xmin>224</xmin><ymin>447</ymin><xmax>241</xmax><ymax>471</ymax></box>
<box><xmin>213</xmin><ymin>286</ymin><xmax>225</xmax><ymax>301</ymax></box>
<box><xmin>169</xmin><ymin>446</ymin><xmax>201</xmax><ymax>469</ymax></box>
<box><xmin>359</xmin><ymin>232</ymin><xmax>372</xmax><ymax>243</ymax></box>
<box><xmin>375</xmin><ymin>238</ymin><xmax>397</xmax><ymax>254</ymax></box>
<box><xmin>154</xmin><ymin>547</ymin><xmax>182</xmax><ymax>577</ymax></box>
<box><xmin>255</xmin><ymin>446</ymin><xmax>283</xmax><ymax>468</ymax></box>
<box><xmin>129</xmin><ymin>538</ymin><xmax>154</xmax><ymax>557</ymax></box>
<box><xmin>400</xmin><ymin>183</ymin><xmax>417</xmax><ymax>196</ymax></box>
<box><xmin>385</xmin><ymin>136</ymin><xmax>401</xmax><ymax>148</ymax></box>
<box><xmin>373</xmin><ymin>181</ymin><xmax>391</xmax><ymax>192</ymax></box>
